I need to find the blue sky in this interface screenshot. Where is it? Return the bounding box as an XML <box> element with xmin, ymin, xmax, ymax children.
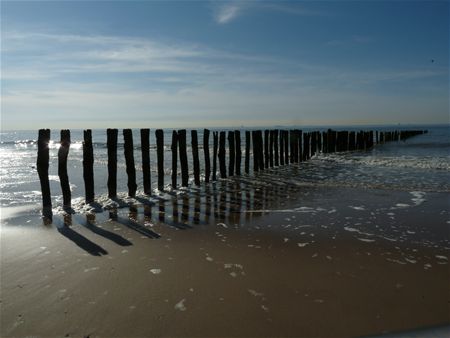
<box><xmin>1</xmin><ymin>0</ymin><xmax>448</xmax><ymax>130</ymax></box>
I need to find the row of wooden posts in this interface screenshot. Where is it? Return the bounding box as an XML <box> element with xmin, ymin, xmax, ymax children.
<box><xmin>36</xmin><ymin>128</ymin><xmax>426</xmax><ymax>209</ymax></box>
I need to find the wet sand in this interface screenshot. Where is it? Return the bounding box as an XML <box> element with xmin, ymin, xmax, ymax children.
<box><xmin>1</xmin><ymin>180</ymin><xmax>449</xmax><ymax>337</ymax></box>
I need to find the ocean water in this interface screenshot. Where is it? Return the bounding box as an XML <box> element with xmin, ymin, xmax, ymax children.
<box><xmin>0</xmin><ymin>125</ymin><xmax>449</xmax><ymax>215</ymax></box>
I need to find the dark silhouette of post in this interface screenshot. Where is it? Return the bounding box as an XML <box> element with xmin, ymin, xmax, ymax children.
<box><xmin>219</xmin><ymin>131</ymin><xmax>227</xmax><ymax>178</ymax></box>
<box><xmin>178</xmin><ymin>129</ymin><xmax>189</xmax><ymax>187</ymax></box>
<box><xmin>107</xmin><ymin>129</ymin><xmax>118</xmax><ymax>198</ymax></box>
<box><xmin>284</xmin><ymin>130</ymin><xmax>289</xmax><ymax>165</ymax></box>
<box><xmin>280</xmin><ymin>130</ymin><xmax>285</xmax><ymax>165</ymax></box>
<box><xmin>58</xmin><ymin>130</ymin><xmax>71</xmax><ymax>207</ymax></box>
<box><xmin>264</xmin><ymin>130</ymin><xmax>269</xmax><ymax>169</ymax></box>
<box><xmin>140</xmin><ymin>129</ymin><xmax>151</xmax><ymax>195</ymax></box>
<box><xmin>297</xmin><ymin>130</ymin><xmax>302</xmax><ymax>162</ymax></box>
<box><xmin>257</xmin><ymin>130</ymin><xmax>264</xmax><ymax>169</ymax></box>
<box><xmin>203</xmin><ymin>129</ymin><xmax>211</xmax><ymax>183</ymax></box>
<box><xmin>252</xmin><ymin>131</ymin><xmax>259</xmax><ymax>172</ymax></box>
<box><xmin>171</xmin><ymin>130</ymin><xmax>178</xmax><ymax>188</ymax></box>
<box><xmin>212</xmin><ymin>131</ymin><xmax>218</xmax><ymax>181</ymax></box>
<box><xmin>289</xmin><ymin>130</ymin><xmax>296</xmax><ymax>163</ymax></box>
<box><xmin>155</xmin><ymin>129</ymin><xmax>164</xmax><ymax>191</ymax></box>
<box><xmin>83</xmin><ymin>129</ymin><xmax>95</xmax><ymax>203</ymax></box>
<box><xmin>191</xmin><ymin>130</ymin><xmax>200</xmax><ymax>186</ymax></box>
<box><xmin>235</xmin><ymin>130</ymin><xmax>241</xmax><ymax>175</ymax></box>
<box><xmin>245</xmin><ymin>131</ymin><xmax>250</xmax><ymax>174</ymax></box>
<box><xmin>228</xmin><ymin>131</ymin><xmax>235</xmax><ymax>177</ymax></box>
<box><xmin>274</xmin><ymin>130</ymin><xmax>279</xmax><ymax>166</ymax></box>
<box><xmin>269</xmin><ymin>130</ymin><xmax>274</xmax><ymax>168</ymax></box>
<box><xmin>37</xmin><ymin>129</ymin><xmax>52</xmax><ymax>209</ymax></box>
<box><xmin>123</xmin><ymin>129</ymin><xmax>137</xmax><ymax>197</ymax></box>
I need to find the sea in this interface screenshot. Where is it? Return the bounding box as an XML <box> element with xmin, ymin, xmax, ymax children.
<box><xmin>1</xmin><ymin>124</ymin><xmax>449</xmax><ymax>219</ymax></box>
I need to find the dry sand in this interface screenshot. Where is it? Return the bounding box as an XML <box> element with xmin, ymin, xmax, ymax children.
<box><xmin>1</xmin><ymin>184</ymin><xmax>449</xmax><ymax>337</ymax></box>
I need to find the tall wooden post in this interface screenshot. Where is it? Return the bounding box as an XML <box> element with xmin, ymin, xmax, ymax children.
<box><xmin>274</xmin><ymin>130</ymin><xmax>279</xmax><ymax>166</ymax></box>
<box><xmin>178</xmin><ymin>129</ymin><xmax>189</xmax><ymax>187</ymax></box>
<box><xmin>228</xmin><ymin>131</ymin><xmax>235</xmax><ymax>177</ymax></box>
<box><xmin>245</xmin><ymin>131</ymin><xmax>250</xmax><ymax>174</ymax></box>
<box><xmin>235</xmin><ymin>130</ymin><xmax>241</xmax><ymax>176</ymax></box>
<box><xmin>171</xmin><ymin>130</ymin><xmax>178</xmax><ymax>188</ymax></box>
<box><xmin>83</xmin><ymin>129</ymin><xmax>95</xmax><ymax>203</ymax></box>
<box><xmin>212</xmin><ymin>131</ymin><xmax>218</xmax><ymax>181</ymax></box>
<box><xmin>107</xmin><ymin>129</ymin><xmax>118</xmax><ymax>198</ymax></box>
<box><xmin>155</xmin><ymin>129</ymin><xmax>165</xmax><ymax>190</ymax></box>
<box><xmin>257</xmin><ymin>130</ymin><xmax>264</xmax><ymax>170</ymax></box>
<box><xmin>284</xmin><ymin>130</ymin><xmax>289</xmax><ymax>165</ymax></box>
<box><xmin>58</xmin><ymin>130</ymin><xmax>71</xmax><ymax>207</ymax></box>
<box><xmin>140</xmin><ymin>129</ymin><xmax>151</xmax><ymax>195</ymax></box>
<box><xmin>280</xmin><ymin>130</ymin><xmax>285</xmax><ymax>166</ymax></box>
<box><xmin>37</xmin><ymin>129</ymin><xmax>52</xmax><ymax>209</ymax></box>
<box><xmin>203</xmin><ymin>129</ymin><xmax>211</xmax><ymax>183</ymax></box>
<box><xmin>219</xmin><ymin>131</ymin><xmax>227</xmax><ymax>178</ymax></box>
<box><xmin>191</xmin><ymin>130</ymin><xmax>200</xmax><ymax>186</ymax></box>
<box><xmin>264</xmin><ymin>130</ymin><xmax>269</xmax><ymax>169</ymax></box>
<box><xmin>269</xmin><ymin>130</ymin><xmax>274</xmax><ymax>167</ymax></box>
<box><xmin>252</xmin><ymin>131</ymin><xmax>259</xmax><ymax>172</ymax></box>
<box><xmin>123</xmin><ymin>129</ymin><xmax>137</xmax><ymax>197</ymax></box>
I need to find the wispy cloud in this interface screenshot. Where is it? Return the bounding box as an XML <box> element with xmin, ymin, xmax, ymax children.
<box><xmin>213</xmin><ymin>1</ymin><xmax>245</xmax><ymax>24</ymax></box>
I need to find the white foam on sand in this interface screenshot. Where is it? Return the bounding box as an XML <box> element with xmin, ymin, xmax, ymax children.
<box><xmin>174</xmin><ymin>299</ymin><xmax>187</xmax><ymax>311</ymax></box>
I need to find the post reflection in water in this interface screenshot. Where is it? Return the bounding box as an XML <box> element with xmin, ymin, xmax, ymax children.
<box><xmin>143</xmin><ymin>205</ymin><xmax>152</xmax><ymax>225</ymax></box>
<box><xmin>181</xmin><ymin>195</ymin><xmax>189</xmax><ymax>223</ymax></box>
<box><xmin>128</xmin><ymin>206</ymin><xmax>138</xmax><ymax>223</ymax></box>
<box><xmin>63</xmin><ymin>212</ymin><xmax>72</xmax><ymax>226</ymax></box>
<box><xmin>193</xmin><ymin>192</ymin><xmax>201</xmax><ymax>225</ymax></box>
<box><xmin>172</xmin><ymin>197</ymin><xmax>179</xmax><ymax>223</ymax></box>
<box><xmin>158</xmin><ymin>200</ymin><xmax>165</xmax><ymax>223</ymax></box>
<box><xmin>86</xmin><ymin>212</ymin><xmax>96</xmax><ymax>225</ymax></box>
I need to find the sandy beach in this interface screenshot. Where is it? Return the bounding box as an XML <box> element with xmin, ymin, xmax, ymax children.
<box><xmin>1</xmin><ymin>177</ymin><xmax>449</xmax><ymax>337</ymax></box>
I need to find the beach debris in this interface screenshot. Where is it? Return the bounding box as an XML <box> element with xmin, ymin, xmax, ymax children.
<box><xmin>424</xmin><ymin>263</ymin><xmax>432</xmax><ymax>270</ymax></box>
<box><xmin>230</xmin><ymin>272</ymin><xmax>238</xmax><ymax>278</ymax></box>
<box><xmin>150</xmin><ymin>269</ymin><xmax>161</xmax><ymax>274</ymax></box>
<box><xmin>357</xmin><ymin>238</ymin><xmax>375</xmax><ymax>243</ymax></box>
<box><xmin>297</xmin><ymin>242</ymin><xmax>309</xmax><ymax>247</ymax></box>
<box><xmin>174</xmin><ymin>299</ymin><xmax>187</xmax><ymax>311</ymax></box>
<box><xmin>248</xmin><ymin>289</ymin><xmax>264</xmax><ymax>297</ymax></box>
<box><xmin>217</xmin><ymin>222</ymin><xmax>228</xmax><ymax>228</ymax></box>
<box><xmin>205</xmin><ymin>256</ymin><xmax>214</xmax><ymax>262</ymax></box>
<box><xmin>435</xmin><ymin>255</ymin><xmax>448</xmax><ymax>261</ymax></box>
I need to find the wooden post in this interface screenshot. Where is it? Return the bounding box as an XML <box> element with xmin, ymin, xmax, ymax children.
<box><xmin>191</xmin><ymin>130</ymin><xmax>200</xmax><ymax>186</ymax></box>
<box><xmin>264</xmin><ymin>130</ymin><xmax>269</xmax><ymax>169</ymax></box>
<box><xmin>235</xmin><ymin>130</ymin><xmax>241</xmax><ymax>175</ymax></box>
<box><xmin>83</xmin><ymin>129</ymin><xmax>95</xmax><ymax>203</ymax></box>
<box><xmin>245</xmin><ymin>131</ymin><xmax>250</xmax><ymax>174</ymax></box>
<box><xmin>257</xmin><ymin>130</ymin><xmax>264</xmax><ymax>170</ymax></box>
<box><xmin>298</xmin><ymin>130</ymin><xmax>303</xmax><ymax>162</ymax></box>
<box><xmin>252</xmin><ymin>131</ymin><xmax>259</xmax><ymax>172</ymax></box>
<box><xmin>123</xmin><ymin>129</ymin><xmax>137</xmax><ymax>197</ymax></box>
<box><xmin>58</xmin><ymin>129</ymin><xmax>71</xmax><ymax>207</ymax></box>
<box><xmin>280</xmin><ymin>130</ymin><xmax>285</xmax><ymax>166</ymax></box>
<box><xmin>212</xmin><ymin>131</ymin><xmax>218</xmax><ymax>181</ymax></box>
<box><xmin>171</xmin><ymin>130</ymin><xmax>178</xmax><ymax>188</ymax></box>
<box><xmin>155</xmin><ymin>129</ymin><xmax>165</xmax><ymax>190</ymax></box>
<box><xmin>37</xmin><ymin>129</ymin><xmax>52</xmax><ymax>209</ymax></box>
<box><xmin>318</xmin><ymin>131</ymin><xmax>322</xmax><ymax>153</ymax></box>
<box><xmin>178</xmin><ymin>129</ymin><xmax>189</xmax><ymax>187</ymax></box>
<box><xmin>219</xmin><ymin>131</ymin><xmax>227</xmax><ymax>178</ymax></box>
<box><xmin>140</xmin><ymin>129</ymin><xmax>151</xmax><ymax>195</ymax></box>
<box><xmin>284</xmin><ymin>130</ymin><xmax>289</xmax><ymax>165</ymax></box>
<box><xmin>228</xmin><ymin>131</ymin><xmax>235</xmax><ymax>177</ymax></box>
<box><xmin>107</xmin><ymin>129</ymin><xmax>118</xmax><ymax>198</ymax></box>
<box><xmin>289</xmin><ymin>130</ymin><xmax>295</xmax><ymax>163</ymax></box>
<box><xmin>269</xmin><ymin>130</ymin><xmax>274</xmax><ymax>167</ymax></box>
<box><xmin>274</xmin><ymin>130</ymin><xmax>279</xmax><ymax>166</ymax></box>
<box><xmin>203</xmin><ymin>129</ymin><xmax>211</xmax><ymax>183</ymax></box>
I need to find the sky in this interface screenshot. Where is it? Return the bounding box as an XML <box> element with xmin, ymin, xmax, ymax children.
<box><xmin>1</xmin><ymin>0</ymin><xmax>449</xmax><ymax>130</ymax></box>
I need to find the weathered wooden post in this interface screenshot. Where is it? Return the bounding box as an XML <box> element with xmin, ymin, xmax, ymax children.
<box><xmin>155</xmin><ymin>129</ymin><xmax>165</xmax><ymax>190</ymax></box>
<box><xmin>269</xmin><ymin>130</ymin><xmax>274</xmax><ymax>168</ymax></box>
<box><xmin>245</xmin><ymin>131</ymin><xmax>250</xmax><ymax>174</ymax></box>
<box><xmin>123</xmin><ymin>129</ymin><xmax>137</xmax><ymax>197</ymax></box>
<box><xmin>191</xmin><ymin>130</ymin><xmax>200</xmax><ymax>186</ymax></box>
<box><xmin>219</xmin><ymin>131</ymin><xmax>227</xmax><ymax>178</ymax></box>
<box><xmin>178</xmin><ymin>129</ymin><xmax>189</xmax><ymax>187</ymax></box>
<box><xmin>83</xmin><ymin>129</ymin><xmax>95</xmax><ymax>203</ymax></box>
<box><xmin>289</xmin><ymin>130</ymin><xmax>295</xmax><ymax>163</ymax></box>
<box><xmin>37</xmin><ymin>129</ymin><xmax>52</xmax><ymax>209</ymax></box>
<box><xmin>171</xmin><ymin>130</ymin><xmax>178</xmax><ymax>188</ymax></box>
<box><xmin>140</xmin><ymin>129</ymin><xmax>151</xmax><ymax>195</ymax></box>
<box><xmin>280</xmin><ymin>130</ymin><xmax>285</xmax><ymax>166</ymax></box>
<box><xmin>264</xmin><ymin>130</ymin><xmax>269</xmax><ymax>169</ymax></box>
<box><xmin>212</xmin><ymin>131</ymin><xmax>218</xmax><ymax>181</ymax></box>
<box><xmin>257</xmin><ymin>130</ymin><xmax>264</xmax><ymax>170</ymax></box>
<box><xmin>274</xmin><ymin>130</ymin><xmax>279</xmax><ymax>166</ymax></box>
<box><xmin>58</xmin><ymin>130</ymin><xmax>71</xmax><ymax>207</ymax></box>
<box><xmin>252</xmin><ymin>131</ymin><xmax>259</xmax><ymax>172</ymax></box>
<box><xmin>284</xmin><ymin>130</ymin><xmax>289</xmax><ymax>165</ymax></box>
<box><xmin>318</xmin><ymin>131</ymin><xmax>322</xmax><ymax>153</ymax></box>
<box><xmin>235</xmin><ymin>130</ymin><xmax>241</xmax><ymax>175</ymax></box>
<box><xmin>298</xmin><ymin>130</ymin><xmax>303</xmax><ymax>162</ymax></box>
<box><xmin>302</xmin><ymin>132</ymin><xmax>308</xmax><ymax>161</ymax></box>
<box><xmin>203</xmin><ymin>129</ymin><xmax>211</xmax><ymax>183</ymax></box>
<box><xmin>228</xmin><ymin>131</ymin><xmax>235</xmax><ymax>177</ymax></box>
<box><xmin>107</xmin><ymin>129</ymin><xmax>118</xmax><ymax>198</ymax></box>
